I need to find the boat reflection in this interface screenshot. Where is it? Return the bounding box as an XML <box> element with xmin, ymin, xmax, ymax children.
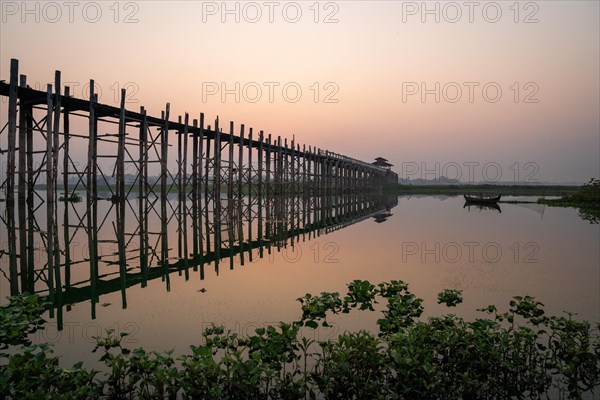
<box><xmin>463</xmin><ymin>201</ymin><xmax>502</xmax><ymax>213</ymax></box>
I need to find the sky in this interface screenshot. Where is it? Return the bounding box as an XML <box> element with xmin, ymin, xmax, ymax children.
<box><xmin>1</xmin><ymin>0</ymin><xmax>598</xmax><ymax>183</ymax></box>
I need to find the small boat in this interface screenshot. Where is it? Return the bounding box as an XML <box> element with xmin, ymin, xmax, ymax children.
<box><xmin>463</xmin><ymin>194</ymin><xmax>502</xmax><ymax>204</ymax></box>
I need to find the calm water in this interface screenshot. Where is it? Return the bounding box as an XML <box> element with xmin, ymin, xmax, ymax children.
<box><xmin>1</xmin><ymin>193</ymin><xmax>598</xmax><ymax>368</ymax></box>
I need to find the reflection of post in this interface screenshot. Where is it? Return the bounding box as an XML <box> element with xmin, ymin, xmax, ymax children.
<box><xmin>63</xmin><ymin>173</ymin><xmax>71</xmax><ymax>305</ymax></box>
<box><xmin>302</xmin><ymin>195</ymin><xmax>307</xmax><ymax>242</ymax></box>
<box><xmin>53</xmin><ymin>206</ymin><xmax>63</xmax><ymax>331</ymax></box>
<box><xmin>117</xmin><ymin>206</ymin><xmax>127</xmax><ymax>309</ymax></box>
<box><xmin>266</xmin><ymin>171</ymin><xmax>272</xmax><ymax>255</ymax></box>
<box><xmin>214</xmin><ymin>195</ymin><xmax>221</xmax><ymax>276</ymax></box>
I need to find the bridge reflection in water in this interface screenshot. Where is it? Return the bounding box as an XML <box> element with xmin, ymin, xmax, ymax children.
<box><xmin>0</xmin><ymin>192</ymin><xmax>398</xmax><ymax>330</ymax></box>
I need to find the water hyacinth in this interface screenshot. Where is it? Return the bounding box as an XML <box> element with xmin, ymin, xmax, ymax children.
<box><xmin>1</xmin><ymin>280</ymin><xmax>599</xmax><ymax>399</ymax></box>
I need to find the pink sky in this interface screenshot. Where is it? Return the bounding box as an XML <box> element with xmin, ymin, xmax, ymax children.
<box><xmin>1</xmin><ymin>1</ymin><xmax>598</xmax><ymax>183</ymax></box>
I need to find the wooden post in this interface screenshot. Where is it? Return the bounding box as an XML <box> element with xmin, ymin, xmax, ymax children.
<box><xmin>6</xmin><ymin>59</ymin><xmax>18</xmax><ymax>204</ymax></box>
<box><xmin>182</xmin><ymin>113</ymin><xmax>189</xmax><ymax>194</ymax></box>
<box><xmin>290</xmin><ymin>137</ymin><xmax>295</xmax><ymax>194</ymax></box>
<box><xmin>17</xmin><ymin>75</ymin><xmax>26</xmax><ymax>203</ymax></box>
<box><xmin>198</xmin><ymin>114</ymin><xmax>205</xmax><ymax>261</ymax></box>
<box><xmin>18</xmin><ymin>76</ymin><xmax>28</xmax><ymax>291</ymax></box>
<box><xmin>117</xmin><ymin>88</ymin><xmax>126</xmax><ymax>200</ymax></box>
<box><xmin>246</xmin><ymin>127</ymin><xmax>253</xmax><ymax>261</ymax></box>
<box><xmin>258</xmin><ymin>131</ymin><xmax>263</xmax><ymax>197</ymax></box>
<box><xmin>228</xmin><ymin>121</ymin><xmax>234</xmax><ymax>200</ymax></box>
<box><xmin>277</xmin><ymin>136</ymin><xmax>283</xmax><ymax>195</ymax></box>
<box><xmin>87</xmin><ymin>81</ymin><xmax>96</xmax><ymax>202</ymax></box>
<box><xmin>284</xmin><ymin>137</ymin><xmax>289</xmax><ymax>194</ymax></box>
<box><xmin>62</xmin><ymin>86</ymin><xmax>71</xmax><ymax>198</ymax></box>
<box><xmin>183</xmin><ymin>113</ymin><xmax>190</xmax><ymax>269</ymax></box>
<box><xmin>45</xmin><ymin>85</ymin><xmax>54</xmax><ymax>303</ymax></box>
<box><xmin>214</xmin><ymin>117</ymin><xmax>221</xmax><ymax>195</ymax></box>
<box><xmin>52</xmin><ymin>71</ymin><xmax>61</xmax><ymax>200</ymax></box>
<box><xmin>302</xmin><ymin>144</ymin><xmax>306</xmax><ymax>195</ymax></box>
<box><xmin>177</xmin><ymin>115</ymin><xmax>183</xmax><ymax>260</ymax></box>
<box><xmin>139</xmin><ymin>107</ymin><xmax>148</xmax><ymax>287</ymax></box>
<box><xmin>238</xmin><ymin>124</ymin><xmax>244</xmax><ymax>199</ymax></box>
<box><xmin>191</xmin><ymin>118</ymin><xmax>199</xmax><ymax>258</ymax></box>
<box><xmin>266</xmin><ymin>134</ymin><xmax>271</xmax><ymax>198</ymax></box>
<box><xmin>5</xmin><ymin>60</ymin><xmax>17</xmax><ymax>292</ymax></box>
<box><xmin>257</xmin><ymin>130</ymin><xmax>264</xmax><ymax>256</ymax></box>
<box><xmin>246</xmin><ymin>128</ymin><xmax>254</xmax><ymax>195</ymax></box>
<box><xmin>161</xmin><ymin>104</ymin><xmax>170</xmax><ymax>200</ymax></box>
<box><xmin>204</xmin><ymin>121</ymin><xmax>211</xmax><ymax>200</ymax></box>
<box><xmin>25</xmin><ymin>92</ymin><xmax>34</xmax><ymax>292</ymax></box>
<box><xmin>307</xmin><ymin>146</ymin><xmax>312</xmax><ymax>194</ymax></box>
<box><xmin>52</xmin><ymin>73</ymin><xmax>63</xmax><ymax>321</ymax></box>
<box><xmin>160</xmin><ymin>104</ymin><xmax>170</xmax><ymax>275</ymax></box>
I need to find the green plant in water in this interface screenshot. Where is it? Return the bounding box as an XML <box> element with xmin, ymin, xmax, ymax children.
<box><xmin>539</xmin><ymin>178</ymin><xmax>600</xmax><ymax>223</ymax></box>
<box><xmin>437</xmin><ymin>288</ymin><xmax>463</xmax><ymax>307</ymax></box>
<box><xmin>1</xmin><ymin>280</ymin><xmax>599</xmax><ymax>399</ymax></box>
<box><xmin>58</xmin><ymin>193</ymin><xmax>82</xmax><ymax>203</ymax></box>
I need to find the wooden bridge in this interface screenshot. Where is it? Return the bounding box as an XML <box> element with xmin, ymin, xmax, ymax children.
<box><xmin>0</xmin><ymin>58</ymin><xmax>395</xmax><ymax>210</ymax></box>
<box><xmin>0</xmin><ymin>59</ymin><xmax>398</xmax><ymax>324</ymax></box>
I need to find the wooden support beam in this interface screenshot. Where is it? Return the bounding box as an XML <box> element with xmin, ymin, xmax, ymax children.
<box><xmin>117</xmin><ymin>88</ymin><xmax>126</xmax><ymax>200</ymax></box>
<box><xmin>62</xmin><ymin>86</ymin><xmax>71</xmax><ymax>197</ymax></box>
<box><xmin>161</xmin><ymin>105</ymin><xmax>170</xmax><ymax>199</ymax></box>
<box><xmin>6</xmin><ymin>59</ymin><xmax>18</xmax><ymax>205</ymax></box>
<box><xmin>238</xmin><ymin>124</ymin><xmax>244</xmax><ymax>199</ymax></box>
<box><xmin>228</xmin><ymin>122</ymin><xmax>234</xmax><ymax>201</ymax></box>
<box><xmin>258</xmin><ymin>131</ymin><xmax>263</xmax><ymax>197</ymax></box>
<box><xmin>17</xmin><ymin>76</ymin><xmax>28</xmax><ymax>292</ymax></box>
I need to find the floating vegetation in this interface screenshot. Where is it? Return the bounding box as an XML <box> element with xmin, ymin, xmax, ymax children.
<box><xmin>58</xmin><ymin>193</ymin><xmax>82</xmax><ymax>203</ymax></box>
<box><xmin>539</xmin><ymin>178</ymin><xmax>600</xmax><ymax>224</ymax></box>
<box><xmin>1</xmin><ymin>280</ymin><xmax>599</xmax><ymax>399</ymax></box>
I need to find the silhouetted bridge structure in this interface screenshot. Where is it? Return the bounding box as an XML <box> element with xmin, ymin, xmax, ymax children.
<box><xmin>0</xmin><ymin>59</ymin><xmax>399</xmax><ymax>327</ymax></box>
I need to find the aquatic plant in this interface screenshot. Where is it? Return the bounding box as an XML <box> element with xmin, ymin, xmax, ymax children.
<box><xmin>1</xmin><ymin>280</ymin><xmax>599</xmax><ymax>399</ymax></box>
<box><xmin>539</xmin><ymin>178</ymin><xmax>600</xmax><ymax>223</ymax></box>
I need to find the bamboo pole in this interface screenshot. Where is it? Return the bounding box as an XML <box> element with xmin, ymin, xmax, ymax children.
<box><xmin>17</xmin><ymin>76</ymin><xmax>28</xmax><ymax>291</ymax></box>
<box><xmin>117</xmin><ymin>89</ymin><xmax>126</xmax><ymax>200</ymax></box>
<box><xmin>6</xmin><ymin>59</ymin><xmax>18</xmax><ymax>204</ymax></box>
